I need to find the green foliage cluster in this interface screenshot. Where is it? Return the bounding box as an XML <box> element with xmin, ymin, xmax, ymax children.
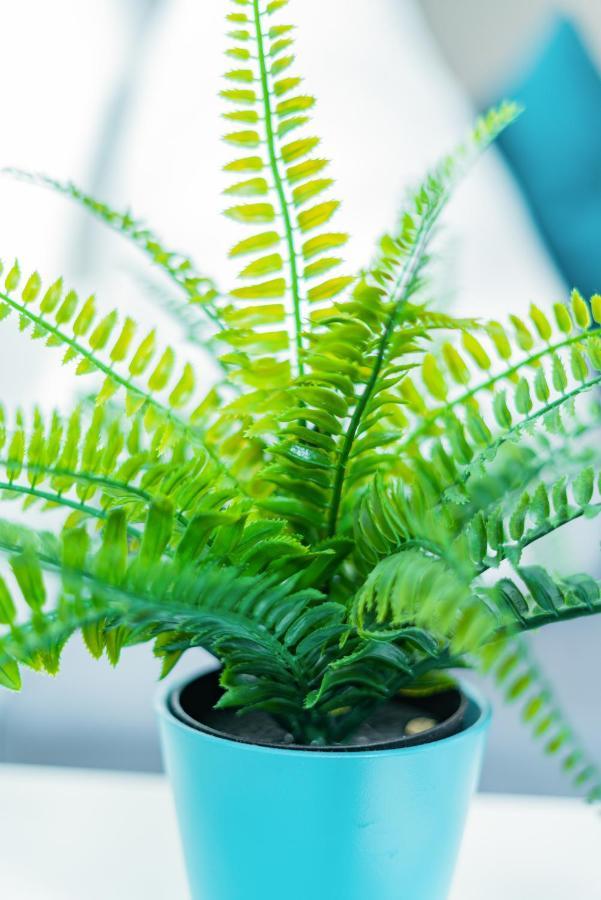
<box><xmin>0</xmin><ymin>0</ymin><xmax>600</xmax><ymax>797</ymax></box>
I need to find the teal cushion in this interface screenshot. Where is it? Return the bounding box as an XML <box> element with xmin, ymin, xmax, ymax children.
<box><xmin>495</xmin><ymin>18</ymin><xmax>601</xmax><ymax>296</ymax></box>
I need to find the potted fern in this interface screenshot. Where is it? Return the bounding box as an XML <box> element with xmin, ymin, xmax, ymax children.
<box><xmin>1</xmin><ymin>1</ymin><xmax>600</xmax><ymax>898</ymax></box>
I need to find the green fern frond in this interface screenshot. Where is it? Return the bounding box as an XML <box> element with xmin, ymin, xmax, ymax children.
<box><xmin>482</xmin><ymin>636</ymin><xmax>601</xmax><ymax>804</ymax></box>
<box><xmin>399</xmin><ymin>291</ymin><xmax>601</xmax><ymax>461</ymax></box>
<box><xmin>4</xmin><ymin>168</ymin><xmax>224</xmax><ymax>332</ymax></box>
<box><xmin>262</xmin><ymin>103</ymin><xmax>520</xmax><ymax>538</ymax></box>
<box><xmin>0</xmin><ymin>511</ymin><xmax>352</xmax><ymax>739</ymax></box>
<box><xmin>0</xmin><ymin>261</ymin><xmax>239</xmax><ymax>467</ymax></box>
<box><xmin>0</xmin><ymin>403</ymin><xmax>253</xmax><ymax>537</ymax></box>
<box><xmin>463</xmin><ymin>463</ymin><xmax>601</xmax><ymax>573</ymax></box>
<box><xmin>220</xmin><ymin>0</ymin><xmax>352</xmax><ymax>385</ymax></box>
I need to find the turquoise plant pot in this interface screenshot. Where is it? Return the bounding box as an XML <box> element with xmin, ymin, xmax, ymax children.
<box><xmin>157</xmin><ymin>671</ymin><xmax>490</xmax><ymax>900</ymax></box>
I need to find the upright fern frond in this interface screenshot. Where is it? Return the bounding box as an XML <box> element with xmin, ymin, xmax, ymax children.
<box><xmin>261</xmin><ymin>104</ymin><xmax>520</xmax><ymax>538</ymax></box>
<box><xmin>220</xmin><ymin>0</ymin><xmax>352</xmax><ymax>386</ymax></box>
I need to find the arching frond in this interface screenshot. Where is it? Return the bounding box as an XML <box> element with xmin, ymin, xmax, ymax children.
<box><xmin>396</xmin><ymin>291</ymin><xmax>601</xmax><ymax>473</ymax></box>
<box><xmin>0</xmin><ymin>260</ymin><xmax>241</xmax><ymax>473</ymax></box>
<box><xmin>483</xmin><ymin>635</ymin><xmax>601</xmax><ymax>804</ymax></box>
<box><xmin>4</xmin><ymin>168</ymin><xmax>224</xmax><ymax>333</ymax></box>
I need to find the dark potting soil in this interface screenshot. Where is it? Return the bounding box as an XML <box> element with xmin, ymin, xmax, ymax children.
<box><xmin>201</xmin><ymin>697</ymin><xmax>438</xmax><ymax>747</ymax></box>
<box><xmin>174</xmin><ymin>670</ymin><xmax>467</xmax><ymax>750</ymax></box>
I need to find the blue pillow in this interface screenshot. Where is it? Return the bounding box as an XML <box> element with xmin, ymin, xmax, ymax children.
<box><xmin>494</xmin><ymin>18</ymin><xmax>601</xmax><ymax>297</ymax></box>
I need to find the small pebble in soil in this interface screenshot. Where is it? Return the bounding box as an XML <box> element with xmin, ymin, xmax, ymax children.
<box><xmin>405</xmin><ymin>716</ymin><xmax>438</xmax><ymax>736</ymax></box>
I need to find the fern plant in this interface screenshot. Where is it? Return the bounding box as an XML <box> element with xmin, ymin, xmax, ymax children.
<box><xmin>1</xmin><ymin>0</ymin><xmax>601</xmax><ymax>797</ymax></box>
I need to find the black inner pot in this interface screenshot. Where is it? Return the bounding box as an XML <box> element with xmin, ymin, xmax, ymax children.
<box><xmin>170</xmin><ymin>668</ymin><xmax>469</xmax><ymax>752</ymax></box>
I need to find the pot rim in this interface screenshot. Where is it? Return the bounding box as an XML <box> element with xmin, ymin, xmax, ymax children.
<box><xmin>156</xmin><ymin>666</ymin><xmax>492</xmax><ymax>759</ymax></box>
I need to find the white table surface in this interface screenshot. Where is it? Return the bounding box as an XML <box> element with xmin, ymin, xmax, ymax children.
<box><xmin>0</xmin><ymin>764</ymin><xmax>599</xmax><ymax>899</ymax></box>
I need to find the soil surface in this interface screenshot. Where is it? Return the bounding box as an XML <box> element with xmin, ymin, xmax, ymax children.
<box><xmin>201</xmin><ymin>698</ymin><xmax>437</xmax><ymax>748</ymax></box>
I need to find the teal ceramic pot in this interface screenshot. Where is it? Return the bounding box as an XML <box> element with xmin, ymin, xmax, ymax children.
<box><xmin>157</xmin><ymin>670</ymin><xmax>490</xmax><ymax>900</ymax></box>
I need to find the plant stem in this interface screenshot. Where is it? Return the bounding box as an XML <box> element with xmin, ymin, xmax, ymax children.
<box><xmin>252</xmin><ymin>0</ymin><xmax>304</xmax><ymax>376</ymax></box>
<box><xmin>327</xmin><ymin>200</ymin><xmax>443</xmax><ymax>536</ymax></box>
<box><xmin>0</xmin><ymin>479</ymin><xmax>142</xmax><ymax>538</ymax></box>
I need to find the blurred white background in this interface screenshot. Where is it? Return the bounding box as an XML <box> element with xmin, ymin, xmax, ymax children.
<box><xmin>0</xmin><ymin>0</ymin><xmax>598</xmax><ymax>794</ymax></box>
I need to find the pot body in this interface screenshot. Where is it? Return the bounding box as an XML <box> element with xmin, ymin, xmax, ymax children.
<box><xmin>156</xmin><ymin>675</ymin><xmax>490</xmax><ymax>900</ymax></box>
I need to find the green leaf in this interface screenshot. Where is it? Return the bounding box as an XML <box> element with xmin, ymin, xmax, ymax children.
<box><xmin>22</xmin><ymin>272</ymin><xmax>42</xmax><ymax>303</ymax></box>
<box><xmin>129</xmin><ymin>330</ymin><xmax>156</xmax><ymax>375</ymax></box>
<box><xmin>573</xmin><ymin>467</ymin><xmax>594</xmax><ymax>507</ymax></box>
<box><xmin>273</xmin><ymin>76</ymin><xmax>301</xmax><ymax>96</ymax></box>
<box><xmin>551</xmin><ymin>354</ymin><xmax>568</xmax><ymax>392</ymax></box>
<box><xmin>223</xmin><ymin>177</ymin><xmax>269</xmax><ymax>197</ymax></box>
<box><xmin>514</xmin><ymin>377</ymin><xmax>532</xmax><ymax>414</ymax></box>
<box><xmin>534</xmin><ymin>367</ymin><xmax>550</xmax><ymax>403</ymax></box>
<box><xmin>286</xmin><ymin>158</ymin><xmax>329</xmax><ymax>184</ymax></box>
<box><xmin>442</xmin><ymin>343</ymin><xmax>470</xmax><ymax>385</ymax></box>
<box><xmin>223</xmin><ymin>156</ymin><xmax>264</xmax><ymax>173</ymax></box>
<box><xmin>223</xmin><ymin>110</ymin><xmax>260</xmax><ymax>125</ymax></box>
<box><xmin>140</xmin><ymin>498</ymin><xmax>175</xmax><ymax>564</ymax></box>
<box><xmin>281</xmin><ymin>137</ymin><xmax>320</xmax><ymax>163</ymax></box>
<box><xmin>302</xmin><ymin>232</ymin><xmax>347</xmax><ymax>259</ymax></box>
<box><xmin>10</xmin><ymin>551</ymin><xmax>46</xmax><ymax>610</ymax></box>
<box><xmin>277</xmin><ymin>95</ymin><xmax>315</xmax><ymax>117</ymax></box>
<box><xmin>486</xmin><ymin>321</ymin><xmax>512</xmax><ymax>360</ymax></box>
<box><xmin>224</xmin><ymin>203</ymin><xmax>276</xmax><ymax>223</ymax></box>
<box><xmin>493</xmin><ymin>391</ymin><xmax>512</xmax><ymax>428</ymax></box>
<box><xmin>110</xmin><ymin>317</ymin><xmax>136</xmax><ymax>362</ymax></box>
<box><xmin>529</xmin><ymin>304</ymin><xmax>552</xmax><ymax>340</ymax></box>
<box><xmin>271</xmin><ymin>55</ymin><xmax>294</xmax><ymax>76</ymax></box>
<box><xmin>277</xmin><ymin>116</ymin><xmax>309</xmax><ymax>138</ymax></box>
<box><xmin>220</xmin><ymin>88</ymin><xmax>257</xmax><ymax>105</ymax></box>
<box><xmin>224</xmin><ymin>68</ymin><xmax>255</xmax><ymax>84</ymax></box>
<box><xmin>307</xmin><ymin>276</ymin><xmax>353</xmax><ymax>302</ymax></box>
<box><xmin>571</xmin><ymin>289</ymin><xmax>591</xmax><ymax>328</ymax></box>
<box><xmin>224</xmin><ymin>130</ymin><xmax>261</xmax><ymax>148</ymax></box>
<box><xmin>422</xmin><ymin>353</ymin><xmax>447</xmax><ymax>401</ymax></box>
<box><xmin>531</xmin><ymin>483</ymin><xmax>550</xmax><ymax>522</ymax></box>
<box><xmin>461</xmin><ymin>332</ymin><xmax>491</xmax><ymax>370</ymax></box>
<box><xmin>89</xmin><ymin>311</ymin><xmax>117</xmax><ymax>350</ymax></box>
<box><xmin>5</xmin><ymin>261</ymin><xmax>21</xmax><ymax>292</ymax></box>
<box><xmin>519</xmin><ymin>566</ymin><xmax>563</xmax><ymax>614</ymax></box>
<box><xmin>169</xmin><ymin>363</ymin><xmax>195</xmax><ymax>408</ymax></box>
<box><xmin>148</xmin><ymin>348</ymin><xmax>176</xmax><ymax>392</ymax></box>
<box><xmin>292</xmin><ymin>178</ymin><xmax>334</xmax><ymax>207</ymax></box>
<box><xmin>570</xmin><ymin>346</ymin><xmax>588</xmax><ymax>382</ymax></box>
<box><xmin>0</xmin><ymin>575</ymin><xmax>16</xmax><ymax>624</ymax></box>
<box><xmin>230</xmin><ymin>278</ymin><xmax>286</xmax><ymax>299</ymax></box>
<box><xmin>304</xmin><ymin>257</ymin><xmax>343</xmax><ymax>279</ymax></box>
<box><xmin>0</xmin><ymin>658</ymin><xmax>21</xmax><ymax>691</ymax></box>
<box><xmin>238</xmin><ymin>254</ymin><xmax>283</xmax><ymax>278</ymax></box>
<box><xmin>510</xmin><ymin>315</ymin><xmax>534</xmax><ymax>352</ymax></box>
<box><xmin>553</xmin><ymin>303</ymin><xmax>573</xmax><ymax>334</ymax></box>
<box><xmin>229</xmin><ymin>231</ymin><xmax>280</xmax><ymax>257</ymax></box>
<box><xmin>298</xmin><ymin>201</ymin><xmax>339</xmax><ymax>232</ymax></box>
